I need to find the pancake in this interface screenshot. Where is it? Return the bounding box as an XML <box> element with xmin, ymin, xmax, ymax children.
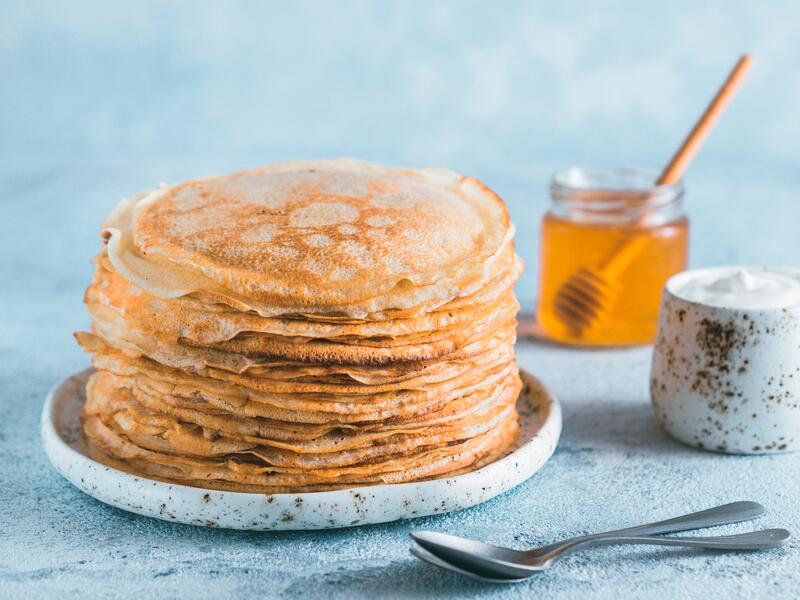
<box><xmin>102</xmin><ymin>159</ymin><xmax>514</xmax><ymax>318</ymax></box>
<box><xmin>91</xmin><ymin>251</ymin><xmax>524</xmax><ymax>335</ymax></box>
<box><xmin>82</xmin><ymin>378</ymin><xmax>520</xmax><ymax>493</ymax></box>
<box><xmin>83</xmin><ymin>343</ymin><xmax>518</xmax><ymax>424</ymax></box>
<box><xmin>84</xmin><ymin>370</ymin><xmax>520</xmax><ymax>463</ymax></box>
<box><xmin>83</xmin><ymin>416</ymin><xmax>519</xmax><ymax>493</ymax></box>
<box><xmin>87</xmin><ymin>286</ymin><xmax>520</xmax><ymax>365</ymax></box>
<box><xmin>76</xmin><ymin>327</ymin><xmax>516</xmax><ymax>386</ymax></box>
<box><xmin>76</xmin><ymin>159</ymin><xmax>525</xmax><ymax>493</ymax></box>
<box><xmin>85</xmin><ymin>259</ymin><xmax>522</xmax><ymax>344</ymax></box>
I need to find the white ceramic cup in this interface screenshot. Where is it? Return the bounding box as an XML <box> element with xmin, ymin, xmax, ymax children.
<box><xmin>650</xmin><ymin>267</ymin><xmax>800</xmax><ymax>454</ymax></box>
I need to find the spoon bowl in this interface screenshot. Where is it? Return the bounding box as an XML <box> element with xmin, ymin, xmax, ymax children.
<box><xmin>410</xmin><ymin>544</ymin><xmax>530</xmax><ymax>584</ymax></box>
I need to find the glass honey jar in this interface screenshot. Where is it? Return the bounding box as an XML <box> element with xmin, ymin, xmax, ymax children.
<box><xmin>535</xmin><ymin>167</ymin><xmax>688</xmax><ymax>346</ymax></box>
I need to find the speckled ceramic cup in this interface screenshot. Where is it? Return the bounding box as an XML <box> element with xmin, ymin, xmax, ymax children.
<box><xmin>650</xmin><ymin>267</ymin><xmax>800</xmax><ymax>454</ymax></box>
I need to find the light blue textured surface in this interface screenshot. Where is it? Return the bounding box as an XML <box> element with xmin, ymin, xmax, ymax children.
<box><xmin>2</xmin><ymin>2</ymin><xmax>800</xmax><ymax>598</ymax></box>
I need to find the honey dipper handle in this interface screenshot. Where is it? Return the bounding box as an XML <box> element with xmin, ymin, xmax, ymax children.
<box><xmin>599</xmin><ymin>236</ymin><xmax>651</xmax><ymax>278</ymax></box>
<box><xmin>657</xmin><ymin>55</ymin><xmax>752</xmax><ymax>185</ymax></box>
<box><xmin>600</xmin><ymin>55</ymin><xmax>752</xmax><ymax>278</ymax></box>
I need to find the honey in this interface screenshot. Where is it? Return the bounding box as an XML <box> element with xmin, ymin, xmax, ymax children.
<box><xmin>535</xmin><ymin>167</ymin><xmax>688</xmax><ymax>346</ymax></box>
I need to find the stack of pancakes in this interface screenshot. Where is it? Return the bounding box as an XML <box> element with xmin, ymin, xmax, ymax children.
<box><xmin>76</xmin><ymin>159</ymin><xmax>524</xmax><ymax>493</ymax></box>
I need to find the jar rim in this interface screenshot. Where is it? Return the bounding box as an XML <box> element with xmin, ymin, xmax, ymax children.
<box><xmin>548</xmin><ymin>166</ymin><xmax>685</xmax><ymax>225</ymax></box>
<box><xmin>551</xmin><ymin>166</ymin><xmax>684</xmax><ymax>195</ymax></box>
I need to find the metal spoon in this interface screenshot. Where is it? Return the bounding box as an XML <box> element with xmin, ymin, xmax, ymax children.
<box><xmin>411</xmin><ymin>529</ymin><xmax>789</xmax><ymax>581</ymax></box>
<box><xmin>409</xmin><ymin>501</ymin><xmax>781</xmax><ymax>581</ymax></box>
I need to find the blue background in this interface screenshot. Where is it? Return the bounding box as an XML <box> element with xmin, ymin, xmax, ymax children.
<box><xmin>2</xmin><ymin>2</ymin><xmax>800</xmax><ymax>598</ymax></box>
<box><xmin>3</xmin><ymin>0</ymin><xmax>799</xmax><ymax>308</ymax></box>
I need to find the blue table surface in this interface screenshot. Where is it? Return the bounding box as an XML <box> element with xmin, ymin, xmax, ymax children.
<box><xmin>2</xmin><ymin>154</ymin><xmax>800</xmax><ymax>600</ymax></box>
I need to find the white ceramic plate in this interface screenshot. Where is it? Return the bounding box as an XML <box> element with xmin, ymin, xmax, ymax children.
<box><xmin>42</xmin><ymin>368</ymin><xmax>561</xmax><ymax>530</ymax></box>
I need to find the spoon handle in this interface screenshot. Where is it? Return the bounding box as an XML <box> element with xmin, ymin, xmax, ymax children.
<box><xmin>543</xmin><ymin>529</ymin><xmax>790</xmax><ymax>563</ymax></box>
<box><xmin>532</xmin><ymin>501</ymin><xmax>765</xmax><ymax>556</ymax></box>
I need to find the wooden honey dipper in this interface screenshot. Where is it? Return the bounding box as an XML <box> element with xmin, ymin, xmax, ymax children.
<box><xmin>553</xmin><ymin>54</ymin><xmax>752</xmax><ymax>338</ymax></box>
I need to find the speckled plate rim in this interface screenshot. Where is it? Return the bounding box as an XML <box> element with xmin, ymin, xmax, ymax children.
<box><xmin>41</xmin><ymin>367</ymin><xmax>561</xmax><ymax>530</ymax></box>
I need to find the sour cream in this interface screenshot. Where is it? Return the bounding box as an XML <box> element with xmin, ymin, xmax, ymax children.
<box><xmin>673</xmin><ymin>267</ymin><xmax>800</xmax><ymax>309</ymax></box>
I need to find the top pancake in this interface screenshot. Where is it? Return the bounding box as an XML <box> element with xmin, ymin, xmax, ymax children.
<box><xmin>103</xmin><ymin>159</ymin><xmax>513</xmax><ymax>317</ymax></box>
